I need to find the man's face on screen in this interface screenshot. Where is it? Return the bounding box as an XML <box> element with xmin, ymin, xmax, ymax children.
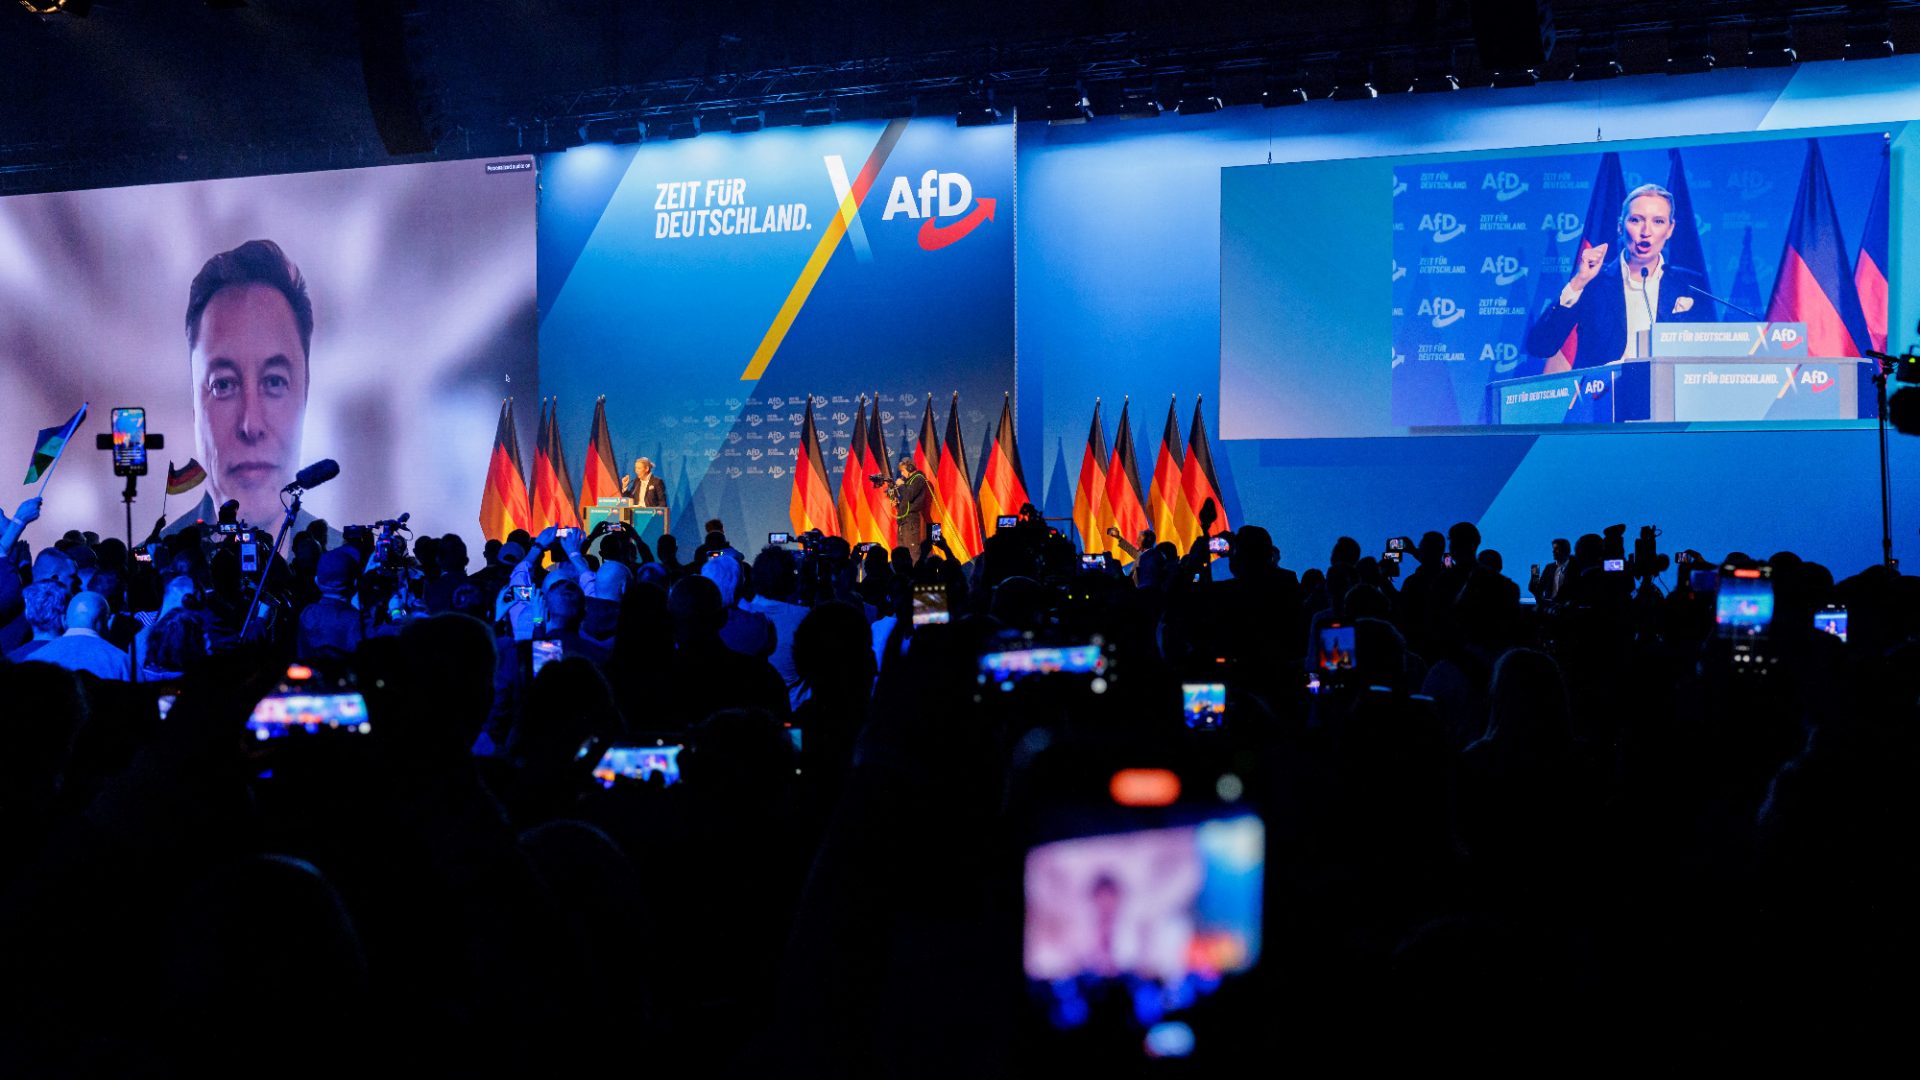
<box><xmin>1621</xmin><ymin>195</ymin><xmax>1675</xmax><ymax>268</ymax></box>
<box><xmin>190</xmin><ymin>283</ymin><xmax>308</xmax><ymax>528</ymax></box>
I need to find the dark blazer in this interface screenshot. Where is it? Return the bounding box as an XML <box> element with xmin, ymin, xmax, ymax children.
<box><xmin>622</xmin><ymin>474</ymin><xmax>667</xmax><ymax>507</ymax></box>
<box><xmin>1523</xmin><ymin>262</ymin><xmax>1717</xmax><ymax>368</ymax></box>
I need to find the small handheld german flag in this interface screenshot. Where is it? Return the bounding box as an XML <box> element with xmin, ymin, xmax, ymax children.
<box><xmin>166</xmin><ymin>458</ymin><xmax>207</xmax><ymax>496</ymax></box>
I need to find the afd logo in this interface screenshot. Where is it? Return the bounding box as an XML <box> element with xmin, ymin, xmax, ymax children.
<box><xmin>1483</xmin><ymin>171</ymin><xmax>1530</xmax><ymax>202</ymax></box>
<box><xmin>1392</xmin><ymin>174</ymin><xmax>1408</xmax><ymax>197</ymax></box>
<box><xmin>1727</xmin><ymin>169</ymin><xmax>1775</xmax><ymax>201</ymax></box>
<box><xmin>1479</xmin><ymin>342</ymin><xmax>1521</xmax><ymax>372</ymax></box>
<box><xmin>1583</xmin><ymin>378</ymin><xmax>1609</xmax><ymax>399</ymax></box>
<box><xmin>1799</xmin><ymin>367</ymin><xmax>1836</xmax><ymax>393</ymax></box>
<box><xmin>1694</xmin><ymin>211</ymin><xmax>1711</xmax><ymax>239</ymax></box>
<box><xmin>1419</xmin><ymin>296</ymin><xmax>1465</xmax><ymax>328</ymax></box>
<box><xmin>1769</xmin><ymin>325</ymin><xmax>1803</xmax><ymax>349</ymax></box>
<box><xmin>1391</xmin><ymin>259</ymin><xmax>1407</xmax><ymax>282</ymax></box>
<box><xmin>1541</xmin><ymin>212</ymin><xmax>1582</xmax><ymax>243</ymax></box>
<box><xmin>880</xmin><ymin>170</ymin><xmax>997</xmax><ymax>251</ymax></box>
<box><xmin>1480</xmin><ymin>255</ymin><xmax>1529</xmax><ymax>287</ymax></box>
<box><xmin>1419</xmin><ymin>213</ymin><xmax>1466</xmax><ymax>243</ymax></box>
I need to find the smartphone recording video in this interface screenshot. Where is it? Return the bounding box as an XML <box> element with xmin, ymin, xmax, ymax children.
<box><xmin>1813</xmin><ymin>605</ymin><xmax>1848</xmax><ymax>643</ymax></box>
<box><xmin>768</xmin><ymin>531</ymin><xmax>791</xmax><ymax>546</ymax></box>
<box><xmin>997</xmin><ymin>515</ymin><xmax>1020</xmax><ymax>530</ymax></box>
<box><xmin>247</xmin><ymin>686</ymin><xmax>371</xmax><ymax>740</ymax></box>
<box><xmin>110</xmin><ymin>406</ymin><xmax>148</xmax><ymax>475</ymax></box>
<box><xmin>979</xmin><ymin>641</ymin><xmax>1109</xmax><ymax>692</ymax></box>
<box><xmin>931</xmin><ymin>522</ymin><xmax>944</xmax><ymax>541</ymax></box>
<box><xmin>531</xmin><ymin>638</ymin><xmax>563</xmax><ymax>676</ymax></box>
<box><xmin>911</xmin><ymin>583</ymin><xmax>951</xmax><ymax>627</ymax></box>
<box><xmin>1181</xmin><ymin>682</ymin><xmax>1226</xmax><ymax>729</ymax></box>
<box><xmin>1386</xmin><ymin>536</ymin><xmax>1409</xmax><ymax>552</ymax></box>
<box><xmin>1720</xmin><ymin>564</ymin><xmax>1774</xmax><ymax>638</ymax></box>
<box><xmin>591</xmin><ymin>744</ymin><xmax>685</xmax><ymax>788</ymax></box>
<box><xmin>1079</xmin><ymin>552</ymin><xmax>1111</xmax><ymax>572</ymax></box>
<box><xmin>1024</xmin><ymin>809</ymin><xmax>1264</xmax><ymax>1053</ymax></box>
<box><xmin>1207</xmin><ymin>536</ymin><xmax>1230</xmax><ymax>555</ymax></box>
<box><xmin>1314</xmin><ymin>623</ymin><xmax>1357</xmax><ymax>671</ymax></box>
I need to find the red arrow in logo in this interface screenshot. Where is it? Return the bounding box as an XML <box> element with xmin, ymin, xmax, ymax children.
<box><xmin>917</xmin><ymin>197</ymin><xmax>996</xmax><ymax>251</ymax></box>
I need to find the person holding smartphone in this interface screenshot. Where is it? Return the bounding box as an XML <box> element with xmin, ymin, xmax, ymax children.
<box><xmin>1529</xmin><ymin>538</ymin><xmax>1573</xmax><ymax>605</ymax></box>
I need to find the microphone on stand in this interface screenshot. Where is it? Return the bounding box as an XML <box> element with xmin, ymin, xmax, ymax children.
<box><xmin>1674</xmin><ymin>279</ymin><xmax>1765</xmax><ymax>321</ymax></box>
<box><xmin>283</xmin><ymin>459</ymin><xmax>340</xmax><ymax>493</ymax></box>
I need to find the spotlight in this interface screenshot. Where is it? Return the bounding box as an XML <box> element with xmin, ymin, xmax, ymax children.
<box><xmin>1175</xmin><ymin>73</ymin><xmax>1224</xmax><ymax>115</ymax></box>
<box><xmin>1411</xmin><ymin>49</ymin><xmax>1461</xmax><ymax>93</ymax></box>
<box><xmin>17</xmin><ymin>0</ymin><xmax>89</xmax><ymax>13</ymax></box>
<box><xmin>800</xmin><ymin>100</ymin><xmax>838</xmax><ymax>127</ymax></box>
<box><xmin>541</xmin><ymin>121</ymin><xmax>585</xmax><ymax>153</ymax></box>
<box><xmin>664</xmin><ymin>114</ymin><xmax>700</xmax><ymax>140</ymax></box>
<box><xmin>1043</xmin><ymin>79</ymin><xmax>1093</xmax><ymax>124</ymax></box>
<box><xmin>1329</xmin><ymin>56</ymin><xmax>1377</xmax><ymax>100</ymax></box>
<box><xmin>1112</xmin><ymin>80</ymin><xmax>1163</xmax><ymax>119</ymax></box>
<box><xmin>1666</xmin><ymin>23</ymin><xmax>1716</xmax><ymax>75</ymax></box>
<box><xmin>730</xmin><ymin>109</ymin><xmax>765</xmax><ymax>134</ymax></box>
<box><xmin>580</xmin><ymin>117</ymin><xmax>641</xmax><ymax>145</ymax></box>
<box><xmin>1570</xmin><ymin>38</ymin><xmax>1624</xmax><ymax>80</ymax></box>
<box><xmin>955</xmin><ymin>83</ymin><xmax>1003</xmax><ymax>127</ymax></box>
<box><xmin>1746</xmin><ymin>20</ymin><xmax>1797</xmax><ymax>67</ymax></box>
<box><xmin>1262</xmin><ymin>65</ymin><xmax>1309</xmax><ymax>107</ymax></box>
<box><xmin>1845</xmin><ymin>7</ymin><xmax>1893</xmax><ymax>61</ymax></box>
<box><xmin>1489</xmin><ymin>68</ymin><xmax>1539</xmax><ymax>88</ymax></box>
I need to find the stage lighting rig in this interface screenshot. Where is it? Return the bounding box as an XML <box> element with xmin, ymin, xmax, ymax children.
<box><xmin>17</xmin><ymin>0</ymin><xmax>89</xmax><ymax>14</ymax></box>
<box><xmin>1666</xmin><ymin>22</ymin><xmax>1716</xmax><ymax>76</ymax></box>
<box><xmin>1746</xmin><ymin>19</ymin><xmax>1797</xmax><ymax>67</ymax></box>
<box><xmin>1175</xmin><ymin>73</ymin><xmax>1223</xmax><ymax>116</ymax></box>
<box><xmin>1043</xmin><ymin>79</ymin><xmax>1093</xmax><ymax>124</ymax></box>
<box><xmin>1845</xmin><ymin>5</ymin><xmax>1894</xmax><ymax>61</ymax></box>
<box><xmin>1329</xmin><ymin>56</ymin><xmax>1378</xmax><ymax>100</ymax></box>
<box><xmin>1111</xmin><ymin>80</ymin><xmax>1163</xmax><ymax>119</ymax></box>
<box><xmin>955</xmin><ymin>83</ymin><xmax>1003</xmax><ymax>127</ymax></box>
<box><xmin>1570</xmin><ymin>37</ymin><xmax>1624</xmax><ymax>80</ymax></box>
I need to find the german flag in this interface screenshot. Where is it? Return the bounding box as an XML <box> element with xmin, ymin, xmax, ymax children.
<box><xmin>1178</xmin><ymin>395</ymin><xmax>1228</xmax><ymax>541</ymax></box>
<box><xmin>1854</xmin><ymin>155</ymin><xmax>1890</xmax><ymax>354</ymax></box>
<box><xmin>912</xmin><ymin>395</ymin><xmax>949</xmax><ymax>540</ymax></box>
<box><xmin>579</xmin><ymin>395</ymin><xmax>620</xmax><ymax>516</ymax></box>
<box><xmin>1767</xmin><ymin>140</ymin><xmax>1872</xmax><ymax>359</ymax></box>
<box><xmin>936</xmin><ymin>392</ymin><xmax>983</xmax><ymax>562</ymax></box>
<box><xmin>790</xmin><ymin>395</ymin><xmax>839</xmax><ymax>536</ymax></box>
<box><xmin>835</xmin><ymin>397</ymin><xmax>873</xmax><ymax>545</ymax></box>
<box><xmin>1148</xmin><ymin>396</ymin><xmax>1197</xmax><ymax>551</ymax></box>
<box><xmin>1072</xmin><ymin>400</ymin><xmax>1109</xmax><ymax>554</ymax></box>
<box><xmin>531</xmin><ymin>398</ymin><xmax>581</xmax><ymax>533</ymax></box>
<box><xmin>1104</xmin><ymin>398</ymin><xmax>1149</xmax><ymax>563</ymax></box>
<box><xmin>479</xmin><ymin>398</ymin><xmax>532</xmax><ymax>542</ymax></box>
<box><xmin>165</xmin><ymin>458</ymin><xmax>207</xmax><ymax>497</ymax></box>
<box><xmin>977</xmin><ymin>394</ymin><xmax>1030</xmax><ymax>534</ymax></box>
<box><xmin>864</xmin><ymin>391</ymin><xmax>897</xmax><ymax>549</ymax></box>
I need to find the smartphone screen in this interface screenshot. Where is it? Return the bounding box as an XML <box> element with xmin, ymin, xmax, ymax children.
<box><xmin>979</xmin><ymin>643</ymin><xmax>1107</xmax><ymax>690</ymax></box>
<box><xmin>1024</xmin><ymin>811</ymin><xmax>1264</xmax><ymax>1038</ymax></box>
<box><xmin>1181</xmin><ymin>682</ymin><xmax>1226</xmax><ymax>729</ymax></box>
<box><xmin>240</xmin><ymin>541</ymin><xmax>259</xmax><ymax>575</ymax></box>
<box><xmin>1207</xmin><ymin>536</ymin><xmax>1230</xmax><ymax>555</ymax></box>
<box><xmin>997</xmin><ymin>515</ymin><xmax>1020</xmax><ymax>530</ymax></box>
<box><xmin>531</xmin><ymin>638</ymin><xmax>563</xmax><ymax>675</ymax></box>
<box><xmin>930</xmin><ymin>522</ymin><xmax>944</xmax><ymax>541</ymax></box>
<box><xmin>247</xmin><ymin>692</ymin><xmax>371</xmax><ymax>740</ymax></box>
<box><xmin>911</xmin><ymin>583</ymin><xmax>951</xmax><ymax>627</ymax></box>
<box><xmin>111</xmin><ymin>407</ymin><xmax>148</xmax><ymax>474</ymax></box>
<box><xmin>1386</xmin><ymin>536</ymin><xmax>1409</xmax><ymax>552</ymax></box>
<box><xmin>1381</xmin><ymin>550</ymin><xmax>1402</xmax><ymax>564</ymax></box>
<box><xmin>1079</xmin><ymin>552</ymin><xmax>1109</xmax><ymax>571</ymax></box>
<box><xmin>592</xmin><ymin>744</ymin><xmax>684</xmax><ymax>788</ymax></box>
<box><xmin>1715</xmin><ymin>567</ymin><xmax>1774</xmax><ymax>640</ymax></box>
<box><xmin>513</xmin><ymin>584</ymin><xmax>534</xmax><ymax>602</ymax></box>
<box><xmin>1812</xmin><ymin>606</ymin><xmax>1848</xmax><ymax>643</ymax></box>
<box><xmin>1315</xmin><ymin>624</ymin><xmax>1357</xmax><ymax>671</ymax></box>
<box><xmin>768</xmin><ymin>531</ymin><xmax>791</xmax><ymax>545</ymax></box>
<box><xmin>1603</xmin><ymin>558</ymin><xmax>1626</xmax><ymax>572</ymax></box>
<box><xmin>1442</xmin><ymin>554</ymin><xmax>1455</xmax><ymax>568</ymax></box>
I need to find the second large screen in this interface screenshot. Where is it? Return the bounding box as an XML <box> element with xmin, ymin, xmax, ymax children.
<box><xmin>1221</xmin><ymin>128</ymin><xmax>1893</xmax><ymax>439</ymax></box>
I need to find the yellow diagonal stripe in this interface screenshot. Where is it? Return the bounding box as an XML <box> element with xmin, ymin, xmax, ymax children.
<box><xmin>740</xmin><ymin>120</ymin><xmax>907</xmax><ymax>381</ymax></box>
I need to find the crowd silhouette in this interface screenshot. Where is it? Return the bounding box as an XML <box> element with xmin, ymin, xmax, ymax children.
<box><xmin>0</xmin><ymin>493</ymin><xmax>1914</xmax><ymax>1074</ymax></box>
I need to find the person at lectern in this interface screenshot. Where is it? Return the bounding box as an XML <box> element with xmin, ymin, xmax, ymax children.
<box><xmin>623</xmin><ymin>456</ymin><xmax>667</xmax><ymax>507</ymax></box>
<box><xmin>890</xmin><ymin>458</ymin><xmax>932</xmax><ymax>557</ymax></box>
<box><xmin>1524</xmin><ymin>183</ymin><xmax>1717</xmax><ymax>374</ymax></box>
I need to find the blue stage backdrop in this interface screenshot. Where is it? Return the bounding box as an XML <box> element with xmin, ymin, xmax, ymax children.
<box><xmin>538</xmin><ymin>117</ymin><xmax>1014</xmax><ymax>546</ymax></box>
<box><xmin>1019</xmin><ymin>58</ymin><xmax>1920</xmax><ymax>576</ymax></box>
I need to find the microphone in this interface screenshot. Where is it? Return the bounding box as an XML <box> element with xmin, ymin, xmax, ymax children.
<box><xmin>283</xmin><ymin>459</ymin><xmax>340</xmax><ymax>493</ymax></box>
<box><xmin>1674</xmin><ymin>279</ymin><xmax>1763</xmax><ymax>321</ymax></box>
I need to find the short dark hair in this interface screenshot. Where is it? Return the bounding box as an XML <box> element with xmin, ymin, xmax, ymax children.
<box><xmin>185</xmin><ymin>239</ymin><xmax>314</xmax><ymax>367</ymax></box>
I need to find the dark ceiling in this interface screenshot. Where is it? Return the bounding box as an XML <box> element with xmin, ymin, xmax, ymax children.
<box><xmin>3</xmin><ymin>1</ymin><xmax>1916</xmax><ymax>194</ymax></box>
